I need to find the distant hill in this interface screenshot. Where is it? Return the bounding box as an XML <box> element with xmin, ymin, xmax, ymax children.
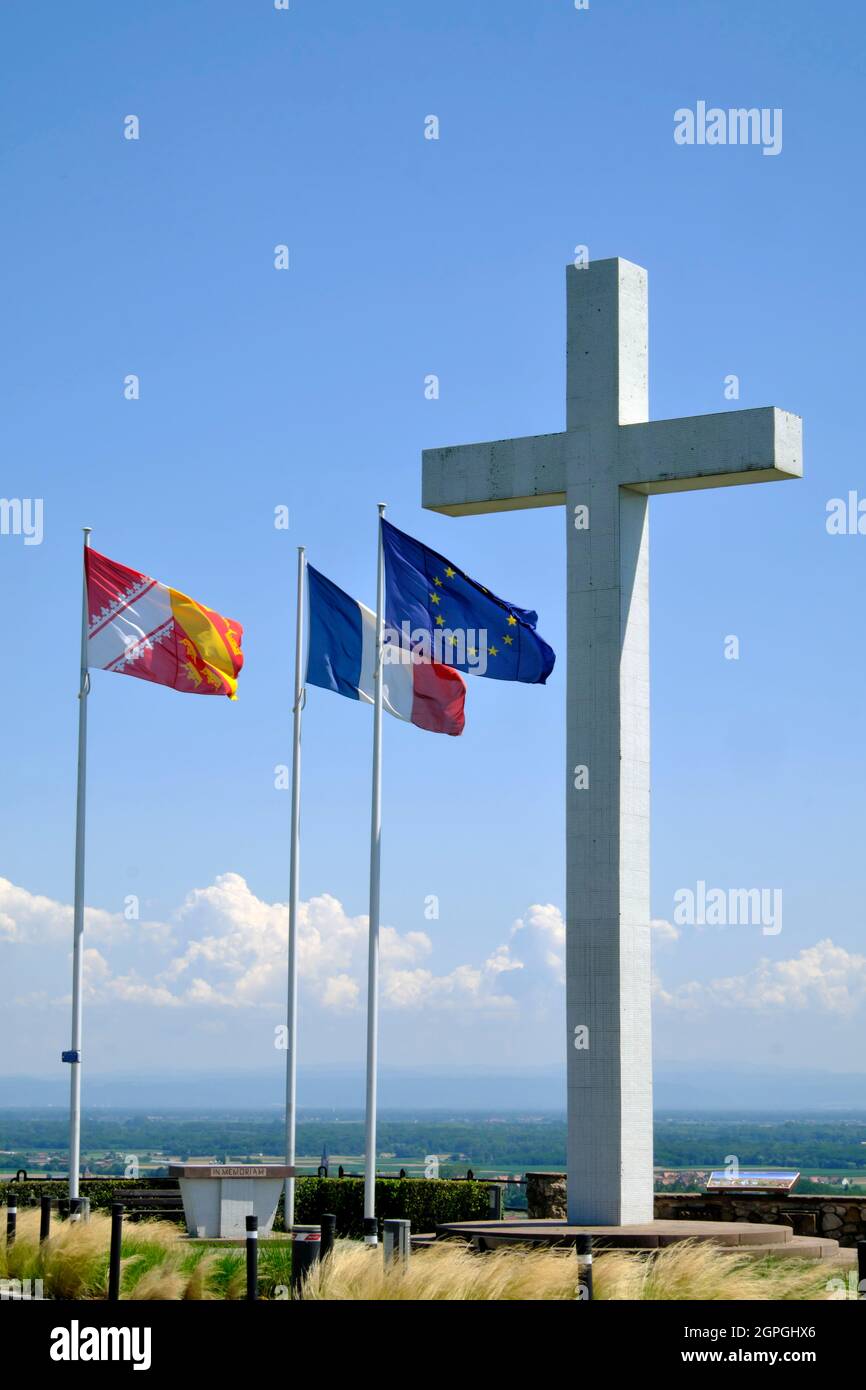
<box><xmin>1</xmin><ymin>1062</ymin><xmax>866</xmax><ymax>1111</ymax></box>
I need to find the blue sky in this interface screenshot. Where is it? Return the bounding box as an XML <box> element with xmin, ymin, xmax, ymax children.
<box><xmin>2</xmin><ymin>0</ymin><xmax>866</xmax><ymax>1097</ymax></box>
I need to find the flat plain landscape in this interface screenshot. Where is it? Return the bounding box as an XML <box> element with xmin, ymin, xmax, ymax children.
<box><xmin>3</xmin><ymin>1109</ymin><xmax>866</xmax><ymax>1196</ymax></box>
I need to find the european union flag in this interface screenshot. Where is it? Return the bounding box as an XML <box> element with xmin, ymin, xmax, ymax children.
<box><xmin>381</xmin><ymin>519</ymin><xmax>555</xmax><ymax>684</ymax></box>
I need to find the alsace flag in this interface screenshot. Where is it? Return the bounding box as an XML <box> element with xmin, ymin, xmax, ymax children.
<box><xmin>306</xmin><ymin>564</ymin><xmax>465</xmax><ymax>736</ymax></box>
<box><xmin>85</xmin><ymin>547</ymin><xmax>244</xmax><ymax>699</ymax></box>
<box><xmin>382</xmin><ymin>519</ymin><xmax>555</xmax><ymax>684</ymax></box>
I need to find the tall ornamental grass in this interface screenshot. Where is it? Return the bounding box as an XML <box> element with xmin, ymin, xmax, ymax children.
<box><xmin>1</xmin><ymin>1212</ymin><xmax>845</xmax><ymax>1301</ymax></box>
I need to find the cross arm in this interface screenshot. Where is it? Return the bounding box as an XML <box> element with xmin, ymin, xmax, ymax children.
<box><xmin>422</xmin><ymin>431</ymin><xmax>570</xmax><ymax>516</ymax></box>
<box><xmin>617</xmin><ymin>406</ymin><xmax>802</xmax><ymax>494</ymax></box>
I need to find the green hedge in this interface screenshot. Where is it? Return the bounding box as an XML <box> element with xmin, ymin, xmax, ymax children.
<box><xmin>0</xmin><ymin>1176</ymin><xmax>491</xmax><ymax>1236</ymax></box>
<box><xmin>0</xmin><ymin>1179</ymin><xmax>168</xmax><ymax>1210</ymax></box>
<box><xmin>291</xmin><ymin>1177</ymin><xmax>490</xmax><ymax>1236</ymax></box>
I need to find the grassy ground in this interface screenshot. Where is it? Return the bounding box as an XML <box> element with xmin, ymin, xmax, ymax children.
<box><xmin>2</xmin><ymin>1210</ymin><xmax>292</xmax><ymax>1300</ymax></box>
<box><xmin>1</xmin><ymin>1210</ymin><xmax>852</xmax><ymax>1300</ymax></box>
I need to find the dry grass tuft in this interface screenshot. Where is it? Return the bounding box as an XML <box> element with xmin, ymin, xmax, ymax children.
<box><xmin>305</xmin><ymin>1238</ymin><xmax>577</xmax><ymax>1301</ymax></box>
<box><xmin>5</xmin><ymin>1208</ymin><xmax>113</xmax><ymax>1300</ymax></box>
<box><xmin>592</xmin><ymin>1240</ymin><xmax>835</xmax><ymax>1302</ymax></box>
<box><xmin>130</xmin><ymin>1265</ymin><xmax>189</xmax><ymax>1301</ymax></box>
<box><xmin>181</xmin><ymin>1252</ymin><xmax>220</xmax><ymax>1301</ymax></box>
<box><xmin>1</xmin><ymin>1211</ymin><xmax>844</xmax><ymax>1301</ymax></box>
<box><xmin>1</xmin><ymin>1209</ymin><xmax>232</xmax><ymax>1300</ymax></box>
<box><xmin>304</xmin><ymin>1236</ymin><xmax>840</xmax><ymax>1302</ymax></box>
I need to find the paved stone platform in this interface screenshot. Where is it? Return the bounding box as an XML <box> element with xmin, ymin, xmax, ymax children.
<box><xmin>435</xmin><ymin>1218</ymin><xmax>849</xmax><ymax>1263</ymax></box>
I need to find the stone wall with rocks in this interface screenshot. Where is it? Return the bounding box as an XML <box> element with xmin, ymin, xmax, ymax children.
<box><xmin>526</xmin><ymin>1173</ymin><xmax>866</xmax><ymax>1247</ymax></box>
<box><xmin>525</xmin><ymin>1172</ymin><xmax>568</xmax><ymax>1221</ymax></box>
<box><xmin>655</xmin><ymin>1192</ymin><xmax>866</xmax><ymax>1248</ymax></box>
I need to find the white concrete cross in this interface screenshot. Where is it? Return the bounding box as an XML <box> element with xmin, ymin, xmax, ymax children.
<box><xmin>422</xmin><ymin>258</ymin><xmax>802</xmax><ymax>1224</ymax></box>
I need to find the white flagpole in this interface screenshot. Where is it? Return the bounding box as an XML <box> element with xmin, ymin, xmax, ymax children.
<box><xmin>363</xmin><ymin>503</ymin><xmax>386</xmax><ymax>1244</ymax></box>
<box><xmin>285</xmin><ymin>545</ymin><xmax>306</xmax><ymax>1231</ymax></box>
<box><xmin>67</xmin><ymin>526</ymin><xmax>91</xmax><ymax>1212</ymax></box>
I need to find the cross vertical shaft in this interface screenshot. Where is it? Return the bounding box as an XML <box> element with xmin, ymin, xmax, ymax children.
<box><xmin>566</xmin><ymin>261</ymin><xmax>653</xmax><ymax>1223</ymax></box>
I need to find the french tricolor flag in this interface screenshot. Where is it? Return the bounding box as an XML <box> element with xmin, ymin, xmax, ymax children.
<box><xmin>306</xmin><ymin>565</ymin><xmax>466</xmax><ymax>736</ymax></box>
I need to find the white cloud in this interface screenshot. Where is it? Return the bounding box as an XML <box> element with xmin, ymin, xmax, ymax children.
<box><xmin>656</xmin><ymin>939</ymin><xmax>866</xmax><ymax>1015</ymax></box>
<box><xmin>381</xmin><ymin>944</ymin><xmax>523</xmax><ymax>1012</ymax></box>
<box><xmin>0</xmin><ymin>876</ymin><xmax>171</xmax><ymax>946</ymax></box>
<box><xmin>485</xmin><ymin>943</ymin><xmax>523</xmax><ymax>977</ymax></box>
<box><xmin>510</xmin><ymin>906</ymin><xmax>679</xmax><ymax>985</ymax></box>
<box><xmin>1</xmin><ymin>872</ymin><xmax>521</xmax><ymax>1015</ymax></box>
<box><xmin>651</xmin><ymin>918</ymin><xmax>680</xmax><ymax>945</ymax></box>
<box><xmin>0</xmin><ymin>877</ymin><xmax>121</xmax><ymax>945</ymax></box>
<box><xmin>161</xmin><ymin>874</ymin><xmax>440</xmax><ymax>1009</ymax></box>
<box><xmin>82</xmin><ymin>947</ymin><xmax>182</xmax><ymax>1008</ymax></box>
<box><xmin>321</xmin><ymin>974</ymin><xmax>360</xmax><ymax>1011</ymax></box>
<box><xmin>511</xmin><ymin>903</ymin><xmax>565</xmax><ymax>982</ymax></box>
<box><xmin>26</xmin><ymin>872</ymin><xmax>857</xmax><ymax>1027</ymax></box>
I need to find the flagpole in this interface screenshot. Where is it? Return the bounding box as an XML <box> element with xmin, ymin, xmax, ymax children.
<box><xmin>363</xmin><ymin>502</ymin><xmax>386</xmax><ymax>1244</ymax></box>
<box><xmin>67</xmin><ymin>527</ymin><xmax>91</xmax><ymax>1212</ymax></box>
<box><xmin>285</xmin><ymin>544</ymin><xmax>306</xmax><ymax>1232</ymax></box>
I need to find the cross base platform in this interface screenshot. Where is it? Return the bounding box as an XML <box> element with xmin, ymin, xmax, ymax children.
<box><xmin>434</xmin><ymin>1218</ymin><xmax>851</xmax><ymax>1263</ymax></box>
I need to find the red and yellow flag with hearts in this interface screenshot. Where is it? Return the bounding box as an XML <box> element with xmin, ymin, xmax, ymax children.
<box><xmin>85</xmin><ymin>547</ymin><xmax>243</xmax><ymax>699</ymax></box>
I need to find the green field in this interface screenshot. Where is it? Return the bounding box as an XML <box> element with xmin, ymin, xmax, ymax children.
<box><xmin>3</xmin><ymin>1109</ymin><xmax>866</xmax><ymax>1196</ymax></box>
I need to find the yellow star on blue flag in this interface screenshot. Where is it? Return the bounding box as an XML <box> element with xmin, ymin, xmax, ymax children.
<box><xmin>381</xmin><ymin>519</ymin><xmax>555</xmax><ymax>684</ymax></box>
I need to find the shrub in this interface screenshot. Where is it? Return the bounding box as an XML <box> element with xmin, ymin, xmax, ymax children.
<box><xmin>292</xmin><ymin>1177</ymin><xmax>491</xmax><ymax>1236</ymax></box>
<box><xmin>0</xmin><ymin>1175</ymin><xmax>492</xmax><ymax>1236</ymax></box>
<box><xmin>0</xmin><ymin>1178</ymin><xmax>169</xmax><ymax>1212</ymax></box>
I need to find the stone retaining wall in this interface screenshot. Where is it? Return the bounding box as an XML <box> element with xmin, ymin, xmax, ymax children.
<box><xmin>525</xmin><ymin>1172</ymin><xmax>568</xmax><ymax>1221</ymax></box>
<box><xmin>526</xmin><ymin>1173</ymin><xmax>866</xmax><ymax>1248</ymax></box>
<box><xmin>655</xmin><ymin>1192</ymin><xmax>866</xmax><ymax>1248</ymax></box>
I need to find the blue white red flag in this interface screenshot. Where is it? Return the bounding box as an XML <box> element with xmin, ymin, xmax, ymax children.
<box><xmin>305</xmin><ymin>564</ymin><xmax>466</xmax><ymax>736</ymax></box>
